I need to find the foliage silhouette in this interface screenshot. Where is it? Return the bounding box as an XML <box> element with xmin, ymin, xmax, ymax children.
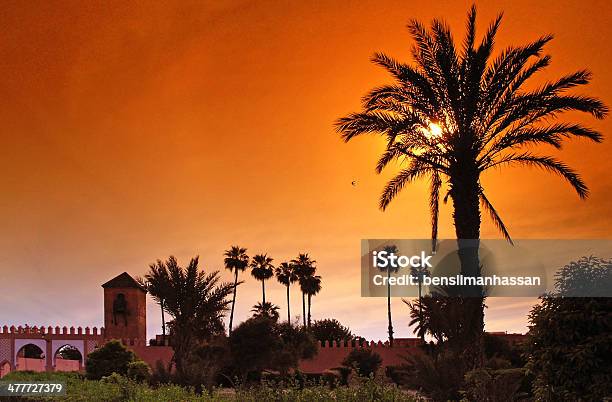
<box><xmin>224</xmin><ymin>245</ymin><xmax>250</xmax><ymax>335</ymax></box>
<box><xmin>291</xmin><ymin>253</ymin><xmax>317</xmax><ymax>327</ymax></box>
<box><xmin>250</xmin><ymin>253</ymin><xmax>275</xmax><ymax>304</ymax></box>
<box><xmin>275</xmin><ymin>262</ymin><xmax>298</xmax><ymax>322</ymax></box>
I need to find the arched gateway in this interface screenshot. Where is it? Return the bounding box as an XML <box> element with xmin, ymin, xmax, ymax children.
<box><xmin>0</xmin><ymin>272</ymin><xmax>149</xmax><ymax>375</ymax></box>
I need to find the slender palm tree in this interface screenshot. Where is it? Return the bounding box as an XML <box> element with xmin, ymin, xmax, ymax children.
<box><xmin>251</xmin><ymin>301</ymin><xmax>281</xmax><ymax>322</ymax></box>
<box><xmin>275</xmin><ymin>262</ymin><xmax>298</xmax><ymax>322</ymax></box>
<box><xmin>336</xmin><ymin>6</ymin><xmax>606</xmax><ymax>344</ymax></box>
<box><xmin>139</xmin><ymin>260</ymin><xmax>171</xmax><ymax>344</ymax></box>
<box><xmin>379</xmin><ymin>245</ymin><xmax>400</xmax><ymax>346</ymax></box>
<box><xmin>291</xmin><ymin>253</ymin><xmax>316</xmax><ymax>327</ymax></box>
<box><xmin>410</xmin><ymin>263</ymin><xmax>430</xmax><ymax>343</ymax></box>
<box><xmin>223</xmin><ymin>246</ymin><xmax>249</xmax><ymax>336</ymax></box>
<box><xmin>250</xmin><ymin>253</ymin><xmax>274</xmax><ymax>304</ymax></box>
<box><xmin>300</xmin><ymin>274</ymin><xmax>322</xmax><ymax>327</ymax></box>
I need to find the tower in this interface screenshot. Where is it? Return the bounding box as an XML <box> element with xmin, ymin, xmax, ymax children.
<box><xmin>102</xmin><ymin>272</ymin><xmax>147</xmax><ymax>341</ymax></box>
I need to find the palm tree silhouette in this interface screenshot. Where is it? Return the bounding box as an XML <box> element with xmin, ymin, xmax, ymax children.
<box><xmin>251</xmin><ymin>301</ymin><xmax>281</xmax><ymax>322</ymax></box>
<box><xmin>250</xmin><ymin>253</ymin><xmax>274</xmax><ymax>304</ymax></box>
<box><xmin>138</xmin><ymin>260</ymin><xmax>170</xmax><ymax>344</ymax></box>
<box><xmin>224</xmin><ymin>245</ymin><xmax>249</xmax><ymax>336</ymax></box>
<box><xmin>300</xmin><ymin>274</ymin><xmax>322</xmax><ymax>327</ymax></box>
<box><xmin>336</xmin><ymin>5</ymin><xmax>606</xmax><ymax>343</ymax></box>
<box><xmin>291</xmin><ymin>253</ymin><xmax>317</xmax><ymax>327</ymax></box>
<box><xmin>275</xmin><ymin>262</ymin><xmax>298</xmax><ymax>322</ymax></box>
<box><xmin>379</xmin><ymin>245</ymin><xmax>400</xmax><ymax>346</ymax></box>
<box><xmin>410</xmin><ymin>262</ymin><xmax>430</xmax><ymax>343</ymax></box>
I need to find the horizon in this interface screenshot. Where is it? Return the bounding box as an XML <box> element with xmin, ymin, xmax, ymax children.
<box><xmin>1</xmin><ymin>0</ymin><xmax>611</xmax><ymax>342</ymax></box>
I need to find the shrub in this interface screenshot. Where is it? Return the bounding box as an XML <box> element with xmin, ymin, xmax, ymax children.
<box><xmin>405</xmin><ymin>350</ymin><xmax>466</xmax><ymax>402</ymax></box>
<box><xmin>342</xmin><ymin>348</ymin><xmax>382</xmax><ymax>377</ymax></box>
<box><xmin>462</xmin><ymin>367</ymin><xmax>526</xmax><ymax>402</ymax></box>
<box><xmin>85</xmin><ymin>339</ymin><xmax>136</xmax><ymax>380</ymax></box>
<box><xmin>127</xmin><ymin>360</ymin><xmax>151</xmax><ymax>382</ymax></box>
<box><xmin>526</xmin><ymin>257</ymin><xmax>612</xmax><ymax>401</ymax></box>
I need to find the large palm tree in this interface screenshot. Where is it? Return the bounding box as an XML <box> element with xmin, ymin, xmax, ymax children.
<box><xmin>139</xmin><ymin>260</ymin><xmax>171</xmax><ymax>344</ymax></box>
<box><xmin>161</xmin><ymin>255</ymin><xmax>233</xmax><ymax>377</ymax></box>
<box><xmin>275</xmin><ymin>262</ymin><xmax>298</xmax><ymax>322</ymax></box>
<box><xmin>380</xmin><ymin>245</ymin><xmax>400</xmax><ymax>346</ymax></box>
<box><xmin>291</xmin><ymin>253</ymin><xmax>317</xmax><ymax>327</ymax></box>
<box><xmin>223</xmin><ymin>246</ymin><xmax>249</xmax><ymax>336</ymax></box>
<box><xmin>300</xmin><ymin>274</ymin><xmax>322</xmax><ymax>327</ymax></box>
<box><xmin>336</xmin><ymin>6</ymin><xmax>606</xmax><ymax>343</ymax></box>
<box><xmin>250</xmin><ymin>253</ymin><xmax>274</xmax><ymax>304</ymax></box>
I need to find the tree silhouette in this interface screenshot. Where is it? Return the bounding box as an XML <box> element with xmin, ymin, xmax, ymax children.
<box><xmin>223</xmin><ymin>245</ymin><xmax>249</xmax><ymax>335</ymax></box>
<box><xmin>161</xmin><ymin>256</ymin><xmax>233</xmax><ymax>378</ymax></box>
<box><xmin>251</xmin><ymin>301</ymin><xmax>281</xmax><ymax>322</ymax></box>
<box><xmin>291</xmin><ymin>253</ymin><xmax>316</xmax><ymax>327</ymax></box>
<box><xmin>379</xmin><ymin>245</ymin><xmax>400</xmax><ymax>346</ymax></box>
<box><xmin>250</xmin><ymin>253</ymin><xmax>274</xmax><ymax>304</ymax></box>
<box><xmin>300</xmin><ymin>274</ymin><xmax>322</xmax><ymax>327</ymax></box>
<box><xmin>275</xmin><ymin>262</ymin><xmax>298</xmax><ymax>322</ymax></box>
<box><xmin>139</xmin><ymin>260</ymin><xmax>171</xmax><ymax>343</ymax></box>
<box><xmin>336</xmin><ymin>5</ymin><xmax>606</xmax><ymax>352</ymax></box>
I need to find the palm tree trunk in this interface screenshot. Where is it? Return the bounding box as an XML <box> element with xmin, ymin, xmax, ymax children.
<box><xmin>161</xmin><ymin>300</ymin><xmax>166</xmax><ymax>344</ymax></box>
<box><xmin>262</xmin><ymin>280</ymin><xmax>266</xmax><ymax>304</ymax></box>
<box><xmin>229</xmin><ymin>269</ymin><xmax>238</xmax><ymax>336</ymax></box>
<box><xmin>418</xmin><ymin>281</ymin><xmax>424</xmax><ymax>343</ymax></box>
<box><xmin>307</xmin><ymin>294</ymin><xmax>312</xmax><ymax>327</ymax></box>
<box><xmin>450</xmin><ymin>167</ymin><xmax>485</xmax><ymax>365</ymax></box>
<box><xmin>387</xmin><ymin>268</ymin><xmax>393</xmax><ymax>346</ymax></box>
<box><xmin>286</xmin><ymin>284</ymin><xmax>291</xmax><ymax>322</ymax></box>
<box><xmin>302</xmin><ymin>292</ymin><xmax>306</xmax><ymax>327</ymax></box>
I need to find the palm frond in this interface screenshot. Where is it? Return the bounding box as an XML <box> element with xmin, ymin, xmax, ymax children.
<box><xmin>483</xmin><ymin>152</ymin><xmax>589</xmax><ymax>198</ymax></box>
<box><xmin>479</xmin><ymin>188</ymin><xmax>513</xmax><ymax>244</ymax></box>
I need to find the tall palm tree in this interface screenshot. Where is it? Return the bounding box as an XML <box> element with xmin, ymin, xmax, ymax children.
<box><xmin>300</xmin><ymin>274</ymin><xmax>322</xmax><ymax>327</ymax></box>
<box><xmin>336</xmin><ymin>6</ymin><xmax>606</xmax><ymax>343</ymax></box>
<box><xmin>275</xmin><ymin>262</ymin><xmax>298</xmax><ymax>322</ymax></box>
<box><xmin>379</xmin><ymin>245</ymin><xmax>400</xmax><ymax>346</ymax></box>
<box><xmin>291</xmin><ymin>253</ymin><xmax>316</xmax><ymax>327</ymax></box>
<box><xmin>250</xmin><ymin>253</ymin><xmax>274</xmax><ymax>304</ymax></box>
<box><xmin>223</xmin><ymin>246</ymin><xmax>249</xmax><ymax>336</ymax></box>
<box><xmin>410</xmin><ymin>263</ymin><xmax>430</xmax><ymax>343</ymax></box>
<box><xmin>139</xmin><ymin>260</ymin><xmax>171</xmax><ymax>344</ymax></box>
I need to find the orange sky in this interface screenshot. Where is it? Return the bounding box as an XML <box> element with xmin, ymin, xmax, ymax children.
<box><xmin>1</xmin><ymin>0</ymin><xmax>611</xmax><ymax>340</ymax></box>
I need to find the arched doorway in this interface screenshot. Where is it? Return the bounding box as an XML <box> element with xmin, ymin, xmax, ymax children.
<box><xmin>0</xmin><ymin>361</ymin><xmax>11</xmax><ymax>378</ymax></box>
<box><xmin>53</xmin><ymin>345</ymin><xmax>82</xmax><ymax>372</ymax></box>
<box><xmin>16</xmin><ymin>344</ymin><xmax>45</xmax><ymax>371</ymax></box>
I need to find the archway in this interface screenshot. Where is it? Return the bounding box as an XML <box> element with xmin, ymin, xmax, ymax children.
<box><xmin>16</xmin><ymin>344</ymin><xmax>45</xmax><ymax>371</ymax></box>
<box><xmin>0</xmin><ymin>361</ymin><xmax>11</xmax><ymax>378</ymax></box>
<box><xmin>53</xmin><ymin>345</ymin><xmax>82</xmax><ymax>372</ymax></box>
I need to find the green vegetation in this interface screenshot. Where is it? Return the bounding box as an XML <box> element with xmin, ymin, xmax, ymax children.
<box><xmin>526</xmin><ymin>256</ymin><xmax>612</xmax><ymax>401</ymax></box>
<box><xmin>342</xmin><ymin>349</ymin><xmax>383</xmax><ymax>378</ymax></box>
<box><xmin>85</xmin><ymin>340</ymin><xmax>137</xmax><ymax>380</ymax></box>
<box><xmin>1</xmin><ymin>371</ymin><xmax>417</xmax><ymax>402</ymax></box>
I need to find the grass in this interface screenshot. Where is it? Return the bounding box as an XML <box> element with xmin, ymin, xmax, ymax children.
<box><xmin>1</xmin><ymin>371</ymin><xmax>420</xmax><ymax>401</ymax></box>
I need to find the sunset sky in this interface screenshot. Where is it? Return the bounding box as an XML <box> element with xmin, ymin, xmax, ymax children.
<box><xmin>1</xmin><ymin>0</ymin><xmax>611</xmax><ymax>341</ymax></box>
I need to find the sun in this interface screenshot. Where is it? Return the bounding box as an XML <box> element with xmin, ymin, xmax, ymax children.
<box><xmin>427</xmin><ymin>122</ymin><xmax>443</xmax><ymax>138</ymax></box>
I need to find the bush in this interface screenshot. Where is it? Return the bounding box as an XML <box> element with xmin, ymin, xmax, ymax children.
<box><xmin>85</xmin><ymin>339</ymin><xmax>136</xmax><ymax>380</ymax></box>
<box><xmin>405</xmin><ymin>350</ymin><xmax>466</xmax><ymax>402</ymax></box>
<box><xmin>127</xmin><ymin>360</ymin><xmax>151</xmax><ymax>382</ymax></box>
<box><xmin>342</xmin><ymin>348</ymin><xmax>382</xmax><ymax>378</ymax></box>
<box><xmin>462</xmin><ymin>367</ymin><xmax>526</xmax><ymax>402</ymax></box>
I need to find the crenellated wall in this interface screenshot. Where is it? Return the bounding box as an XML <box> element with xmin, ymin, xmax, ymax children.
<box><xmin>0</xmin><ymin>325</ymin><xmax>105</xmax><ymax>375</ymax></box>
<box><xmin>299</xmin><ymin>339</ymin><xmax>423</xmax><ymax>373</ymax></box>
